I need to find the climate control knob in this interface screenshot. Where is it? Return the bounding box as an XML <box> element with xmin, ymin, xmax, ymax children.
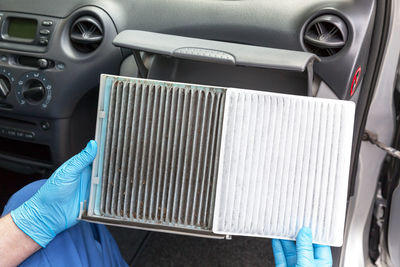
<box><xmin>16</xmin><ymin>72</ymin><xmax>53</xmax><ymax>109</ymax></box>
<box><xmin>22</xmin><ymin>80</ymin><xmax>45</xmax><ymax>103</ymax></box>
<box><xmin>0</xmin><ymin>67</ymin><xmax>15</xmax><ymax>99</ymax></box>
<box><xmin>0</xmin><ymin>75</ymin><xmax>11</xmax><ymax>98</ymax></box>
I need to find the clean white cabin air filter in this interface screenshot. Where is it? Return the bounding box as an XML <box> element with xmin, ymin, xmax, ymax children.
<box><xmin>84</xmin><ymin>74</ymin><xmax>355</xmax><ymax>247</ymax></box>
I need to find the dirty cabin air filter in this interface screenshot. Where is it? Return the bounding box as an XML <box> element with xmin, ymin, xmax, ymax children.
<box><xmin>84</xmin><ymin>74</ymin><xmax>355</xmax><ymax>246</ymax></box>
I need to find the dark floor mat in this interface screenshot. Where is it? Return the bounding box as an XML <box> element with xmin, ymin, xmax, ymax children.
<box><xmin>0</xmin><ymin>168</ymin><xmax>40</xmax><ymax>214</ymax></box>
<box><xmin>107</xmin><ymin>226</ymin><xmax>150</xmax><ymax>264</ymax></box>
<box><xmin>134</xmin><ymin>232</ymin><xmax>275</xmax><ymax>267</ymax></box>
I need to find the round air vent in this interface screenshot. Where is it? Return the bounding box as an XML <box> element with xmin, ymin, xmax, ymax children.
<box><xmin>303</xmin><ymin>15</ymin><xmax>348</xmax><ymax>57</ymax></box>
<box><xmin>70</xmin><ymin>16</ymin><xmax>103</xmax><ymax>53</ymax></box>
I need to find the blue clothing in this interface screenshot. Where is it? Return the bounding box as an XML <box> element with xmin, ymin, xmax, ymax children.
<box><xmin>2</xmin><ymin>179</ymin><xmax>128</xmax><ymax>267</ymax></box>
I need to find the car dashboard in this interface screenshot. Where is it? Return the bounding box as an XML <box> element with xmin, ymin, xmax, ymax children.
<box><xmin>0</xmin><ymin>0</ymin><xmax>375</xmax><ymax>176</ymax></box>
<box><xmin>0</xmin><ymin>0</ymin><xmax>384</xmax><ymax>266</ymax></box>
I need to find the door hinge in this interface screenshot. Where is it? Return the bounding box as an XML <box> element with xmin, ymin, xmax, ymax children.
<box><xmin>363</xmin><ymin>130</ymin><xmax>400</xmax><ymax>159</ymax></box>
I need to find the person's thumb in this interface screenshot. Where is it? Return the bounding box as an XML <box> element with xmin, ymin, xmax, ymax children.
<box><xmin>53</xmin><ymin>140</ymin><xmax>97</xmax><ymax>181</ymax></box>
<box><xmin>296</xmin><ymin>227</ymin><xmax>315</xmax><ymax>267</ymax></box>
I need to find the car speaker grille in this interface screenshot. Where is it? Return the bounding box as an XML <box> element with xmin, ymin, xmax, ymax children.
<box><xmin>86</xmin><ymin>74</ymin><xmax>355</xmax><ymax>245</ymax></box>
<box><xmin>98</xmin><ymin>79</ymin><xmax>225</xmax><ymax>232</ymax></box>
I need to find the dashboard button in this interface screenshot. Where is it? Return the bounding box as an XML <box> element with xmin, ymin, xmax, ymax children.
<box><xmin>39</xmin><ymin>29</ymin><xmax>51</xmax><ymax>35</ymax></box>
<box><xmin>7</xmin><ymin>129</ymin><xmax>16</xmax><ymax>136</ymax></box>
<box><xmin>41</xmin><ymin>121</ymin><xmax>50</xmax><ymax>130</ymax></box>
<box><xmin>0</xmin><ymin>126</ymin><xmax>35</xmax><ymax>140</ymax></box>
<box><xmin>56</xmin><ymin>63</ymin><xmax>65</xmax><ymax>70</ymax></box>
<box><xmin>24</xmin><ymin>132</ymin><xmax>35</xmax><ymax>139</ymax></box>
<box><xmin>42</xmin><ymin>20</ymin><xmax>53</xmax><ymax>26</ymax></box>
<box><xmin>38</xmin><ymin>59</ymin><xmax>49</xmax><ymax>69</ymax></box>
<box><xmin>39</xmin><ymin>37</ymin><xmax>48</xmax><ymax>45</ymax></box>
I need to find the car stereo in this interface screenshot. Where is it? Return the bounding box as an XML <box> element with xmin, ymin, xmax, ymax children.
<box><xmin>6</xmin><ymin>17</ymin><xmax>38</xmax><ymax>41</ymax></box>
<box><xmin>0</xmin><ymin>12</ymin><xmax>57</xmax><ymax>52</ymax></box>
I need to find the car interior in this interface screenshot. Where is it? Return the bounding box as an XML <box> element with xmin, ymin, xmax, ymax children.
<box><xmin>0</xmin><ymin>0</ymin><xmax>399</xmax><ymax>266</ymax></box>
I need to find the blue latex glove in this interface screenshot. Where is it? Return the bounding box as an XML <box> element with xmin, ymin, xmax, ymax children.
<box><xmin>272</xmin><ymin>227</ymin><xmax>332</xmax><ymax>267</ymax></box>
<box><xmin>11</xmin><ymin>140</ymin><xmax>97</xmax><ymax>247</ymax></box>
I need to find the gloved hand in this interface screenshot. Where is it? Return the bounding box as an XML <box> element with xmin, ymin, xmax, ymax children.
<box><xmin>272</xmin><ymin>227</ymin><xmax>332</xmax><ymax>267</ymax></box>
<box><xmin>11</xmin><ymin>140</ymin><xmax>97</xmax><ymax>247</ymax></box>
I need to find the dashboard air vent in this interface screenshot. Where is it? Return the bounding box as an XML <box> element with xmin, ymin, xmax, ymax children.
<box><xmin>70</xmin><ymin>16</ymin><xmax>103</xmax><ymax>53</ymax></box>
<box><xmin>303</xmin><ymin>15</ymin><xmax>348</xmax><ymax>57</ymax></box>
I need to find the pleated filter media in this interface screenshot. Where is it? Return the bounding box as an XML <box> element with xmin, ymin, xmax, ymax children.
<box><xmin>213</xmin><ymin>89</ymin><xmax>354</xmax><ymax>246</ymax></box>
<box><xmin>86</xmin><ymin>74</ymin><xmax>355</xmax><ymax>246</ymax></box>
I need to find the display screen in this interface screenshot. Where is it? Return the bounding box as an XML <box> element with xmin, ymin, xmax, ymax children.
<box><xmin>7</xmin><ymin>18</ymin><xmax>37</xmax><ymax>40</ymax></box>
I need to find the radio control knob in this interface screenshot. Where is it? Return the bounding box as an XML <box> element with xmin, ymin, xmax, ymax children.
<box><xmin>0</xmin><ymin>75</ymin><xmax>11</xmax><ymax>98</ymax></box>
<box><xmin>22</xmin><ymin>80</ymin><xmax>45</xmax><ymax>103</ymax></box>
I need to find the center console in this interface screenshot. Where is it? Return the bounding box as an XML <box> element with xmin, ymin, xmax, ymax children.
<box><xmin>0</xmin><ymin>7</ymin><xmax>122</xmax><ymax>175</ymax></box>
